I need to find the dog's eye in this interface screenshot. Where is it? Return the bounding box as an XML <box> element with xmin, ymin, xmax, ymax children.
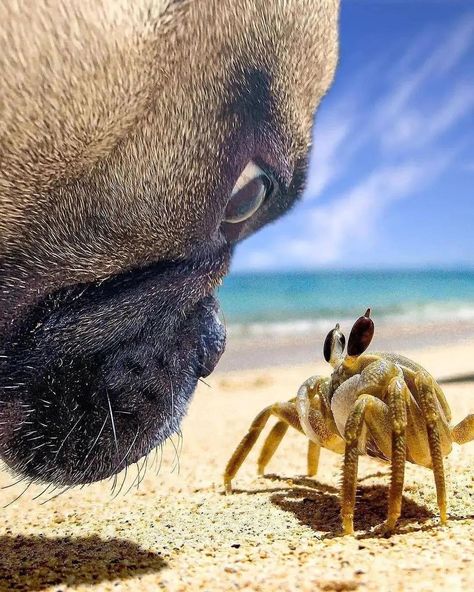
<box><xmin>224</xmin><ymin>161</ymin><xmax>273</xmax><ymax>223</ymax></box>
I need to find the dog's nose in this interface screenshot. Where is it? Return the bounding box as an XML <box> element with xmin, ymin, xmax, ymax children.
<box><xmin>197</xmin><ymin>297</ymin><xmax>226</xmax><ymax>378</ymax></box>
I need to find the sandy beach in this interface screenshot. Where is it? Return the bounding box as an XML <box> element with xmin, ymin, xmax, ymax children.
<box><xmin>0</xmin><ymin>331</ymin><xmax>473</xmax><ymax>591</ymax></box>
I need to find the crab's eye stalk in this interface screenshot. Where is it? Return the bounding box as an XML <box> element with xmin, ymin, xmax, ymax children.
<box><xmin>323</xmin><ymin>323</ymin><xmax>346</xmax><ymax>365</ymax></box>
<box><xmin>347</xmin><ymin>308</ymin><xmax>374</xmax><ymax>356</ymax></box>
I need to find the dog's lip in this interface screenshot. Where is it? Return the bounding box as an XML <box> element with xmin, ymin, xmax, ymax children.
<box><xmin>0</xmin><ymin>243</ymin><xmax>232</xmax><ymax>332</ymax></box>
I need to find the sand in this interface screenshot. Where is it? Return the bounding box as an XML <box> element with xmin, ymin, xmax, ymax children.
<box><xmin>0</xmin><ymin>340</ymin><xmax>473</xmax><ymax>591</ymax></box>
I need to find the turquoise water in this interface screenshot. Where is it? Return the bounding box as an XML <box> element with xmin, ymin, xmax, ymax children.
<box><xmin>217</xmin><ymin>270</ymin><xmax>474</xmax><ymax>336</ymax></box>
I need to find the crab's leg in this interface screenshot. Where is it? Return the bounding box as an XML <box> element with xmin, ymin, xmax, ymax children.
<box><xmin>341</xmin><ymin>394</ymin><xmax>375</xmax><ymax>535</ymax></box>
<box><xmin>452</xmin><ymin>414</ymin><xmax>474</xmax><ymax>445</ymax></box>
<box><xmin>257</xmin><ymin>404</ymin><xmax>324</xmax><ymax>477</ymax></box>
<box><xmin>414</xmin><ymin>371</ymin><xmax>448</xmax><ymax>524</ymax></box>
<box><xmin>224</xmin><ymin>406</ymin><xmax>272</xmax><ymax>493</ymax></box>
<box><xmin>340</xmin><ymin>386</ymin><xmax>408</xmax><ymax>535</ymax></box>
<box><xmin>257</xmin><ymin>420</ymin><xmax>290</xmax><ymax>475</ymax></box>
<box><xmin>385</xmin><ymin>374</ymin><xmax>409</xmax><ymax>531</ymax></box>
<box><xmin>307</xmin><ymin>439</ymin><xmax>321</xmax><ymax>477</ymax></box>
<box><xmin>224</xmin><ymin>401</ymin><xmax>303</xmax><ymax>493</ymax></box>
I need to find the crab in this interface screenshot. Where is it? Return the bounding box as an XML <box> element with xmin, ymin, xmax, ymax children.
<box><xmin>224</xmin><ymin>309</ymin><xmax>474</xmax><ymax>535</ymax></box>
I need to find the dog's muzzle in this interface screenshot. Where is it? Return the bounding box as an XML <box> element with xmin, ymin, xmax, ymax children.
<box><xmin>0</xmin><ymin>248</ymin><xmax>230</xmax><ymax>486</ymax></box>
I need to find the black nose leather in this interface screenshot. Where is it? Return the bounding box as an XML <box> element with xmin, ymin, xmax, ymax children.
<box><xmin>197</xmin><ymin>297</ymin><xmax>226</xmax><ymax>377</ymax></box>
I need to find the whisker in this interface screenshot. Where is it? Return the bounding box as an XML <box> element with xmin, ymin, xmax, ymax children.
<box><xmin>111</xmin><ymin>427</ymin><xmax>140</xmax><ymax>499</ymax></box>
<box><xmin>169</xmin><ymin>435</ymin><xmax>181</xmax><ymax>475</ymax></box>
<box><xmin>83</xmin><ymin>414</ymin><xmax>108</xmax><ymax>463</ymax></box>
<box><xmin>124</xmin><ymin>458</ymin><xmax>145</xmax><ymax>496</ymax></box>
<box><xmin>137</xmin><ymin>454</ymin><xmax>149</xmax><ymax>489</ymax></box>
<box><xmin>168</xmin><ymin>369</ymin><xmax>175</xmax><ymax>430</ymax></box>
<box><xmin>155</xmin><ymin>444</ymin><xmax>164</xmax><ymax>476</ymax></box>
<box><xmin>32</xmin><ymin>482</ymin><xmax>55</xmax><ymax>501</ymax></box>
<box><xmin>151</xmin><ymin>446</ymin><xmax>158</xmax><ymax>469</ymax></box>
<box><xmin>39</xmin><ymin>485</ymin><xmax>72</xmax><ymax>505</ymax></box>
<box><xmin>113</xmin><ymin>463</ymin><xmax>129</xmax><ymax>500</ymax></box>
<box><xmin>111</xmin><ymin>426</ymin><xmax>140</xmax><ymax>475</ymax></box>
<box><xmin>110</xmin><ymin>472</ymin><xmax>118</xmax><ymax>496</ymax></box>
<box><xmin>2</xmin><ymin>476</ymin><xmax>28</xmax><ymax>490</ymax></box>
<box><xmin>106</xmin><ymin>391</ymin><xmax>119</xmax><ymax>454</ymax></box>
<box><xmin>54</xmin><ymin>412</ymin><xmax>85</xmax><ymax>459</ymax></box>
<box><xmin>3</xmin><ymin>481</ymin><xmax>33</xmax><ymax>508</ymax></box>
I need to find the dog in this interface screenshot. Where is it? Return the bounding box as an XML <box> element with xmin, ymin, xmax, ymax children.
<box><xmin>0</xmin><ymin>0</ymin><xmax>339</xmax><ymax>487</ymax></box>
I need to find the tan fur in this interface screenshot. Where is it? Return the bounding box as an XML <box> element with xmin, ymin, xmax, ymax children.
<box><xmin>0</xmin><ymin>0</ymin><xmax>339</xmax><ymax>296</ymax></box>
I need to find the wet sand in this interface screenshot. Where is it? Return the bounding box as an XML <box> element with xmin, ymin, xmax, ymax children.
<box><xmin>0</xmin><ymin>338</ymin><xmax>473</xmax><ymax>591</ymax></box>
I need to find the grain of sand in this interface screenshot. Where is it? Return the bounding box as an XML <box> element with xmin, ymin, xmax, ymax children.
<box><xmin>0</xmin><ymin>342</ymin><xmax>473</xmax><ymax>591</ymax></box>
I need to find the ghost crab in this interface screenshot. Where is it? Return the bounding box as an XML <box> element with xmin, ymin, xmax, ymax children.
<box><xmin>224</xmin><ymin>309</ymin><xmax>474</xmax><ymax>535</ymax></box>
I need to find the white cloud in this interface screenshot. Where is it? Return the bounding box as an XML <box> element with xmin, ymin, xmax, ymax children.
<box><xmin>381</xmin><ymin>82</ymin><xmax>474</xmax><ymax>153</ymax></box>
<box><xmin>305</xmin><ymin>58</ymin><xmax>386</xmax><ymax>199</ymax></box>
<box><xmin>289</xmin><ymin>155</ymin><xmax>453</xmax><ymax>265</ymax></box>
<box><xmin>374</xmin><ymin>15</ymin><xmax>474</xmax><ymax>126</ymax></box>
<box><xmin>294</xmin><ymin>16</ymin><xmax>472</xmax><ymax>266</ymax></box>
<box><xmin>304</xmin><ymin>115</ymin><xmax>353</xmax><ymax>198</ymax></box>
<box><xmin>306</xmin><ymin>14</ymin><xmax>474</xmax><ymax>198</ymax></box>
<box><xmin>243</xmin><ymin>155</ymin><xmax>453</xmax><ymax>269</ymax></box>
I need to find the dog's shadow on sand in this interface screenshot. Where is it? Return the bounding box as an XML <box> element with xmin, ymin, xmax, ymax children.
<box><xmin>258</xmin><ymin>474</ymin><xmax>433</xmax><ymax>538</ymax></box>
<box><xmin>0</xmin><ymin>534</ymin><xmax>166</xmax><ymax>592</ymax></box>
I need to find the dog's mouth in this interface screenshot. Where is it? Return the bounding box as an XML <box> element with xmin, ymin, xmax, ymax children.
<box><xmin>0</xmin><ymin>248</ymin><xmax>230</xmax><ymax>486</ymax></box>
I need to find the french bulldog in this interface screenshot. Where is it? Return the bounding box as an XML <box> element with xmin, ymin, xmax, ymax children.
<box><xmin>0</xmin><ymin>0</ymin><xmax>339</xmax><ymax>486</ymax></box>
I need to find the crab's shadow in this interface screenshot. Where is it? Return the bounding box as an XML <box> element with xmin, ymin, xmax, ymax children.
<box><xmin>257</xmin><ymin>474</ymin><xmax>433</xmax><ymax>538</ymax></box>
<box><xmin>0</xmin><ymin>534</ymin><xmax>166</xmax><ymax>592</ymax></box>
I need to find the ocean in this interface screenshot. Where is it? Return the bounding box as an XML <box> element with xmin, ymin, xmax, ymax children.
<box><xmin>217</xmin><ymin>270</ymin><xmax>474</xmax><ymax>339</ymax></box>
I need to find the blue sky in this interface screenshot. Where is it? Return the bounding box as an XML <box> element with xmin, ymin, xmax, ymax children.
<box><xmin>232</xmin><ymin>0</ymin><xmax>474</xmax><ymax>272</ymax></box>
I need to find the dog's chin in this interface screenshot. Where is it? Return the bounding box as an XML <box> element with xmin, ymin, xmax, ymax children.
<box><xmin>0</xmin><ymin>252</ymin><xmax>229</xmax><ymax>486</ymax></box>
